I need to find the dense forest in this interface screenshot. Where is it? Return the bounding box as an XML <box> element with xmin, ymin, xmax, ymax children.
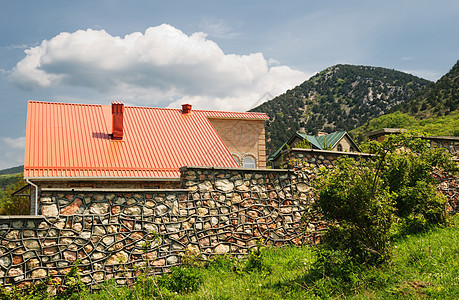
<box><xmin>250</xmin><ymin>64</ymin><xmax>431</xmax><ymax>155</ymax></box>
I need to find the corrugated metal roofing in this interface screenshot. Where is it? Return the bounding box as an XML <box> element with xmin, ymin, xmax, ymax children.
<box><xmin>298</xmin><ymin>131</ymin><xmax>346</xmax><ymax>149</ymax></box>
<box><xmin>24</xmin><ymin>101</ymin><xmax>268</xmax><ymax>179</ymax></box>
<box><xmin>268</xmin><ymin>131</ymin><xmax>359</xmax><ymax>162</ymax></box>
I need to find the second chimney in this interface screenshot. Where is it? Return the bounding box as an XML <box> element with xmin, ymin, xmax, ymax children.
<box><xmin>112</xmin><ymin>101</ymin><xmax>124</xmax><ymax>140</ymax></box>
<box><xmin>182</xmin><ymin>103</ymin><xmax>192</xmax><ymax>114</ymax></box>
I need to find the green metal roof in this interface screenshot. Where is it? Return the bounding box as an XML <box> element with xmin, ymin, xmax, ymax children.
<box><xmin>268</xmin><ymin>131</ymin><xmax>353</xmax><ymax>162</ymax></box>
<box><xmin>290</xmin><ymin>131</ymin><xmax>347</xmax><ymax>150</ymax></box>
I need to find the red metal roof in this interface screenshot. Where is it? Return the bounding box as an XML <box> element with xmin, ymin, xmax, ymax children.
<box><xmin>24</xmin><ymin>101</ymin><xmax>268</xmax><ymax>179</ymax></box>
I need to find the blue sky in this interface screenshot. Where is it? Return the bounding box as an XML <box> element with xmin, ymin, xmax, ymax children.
<box><xmin>1</xmin><ymin>0</ymin><xmax>458</xmax><ymax>169</ymax></box>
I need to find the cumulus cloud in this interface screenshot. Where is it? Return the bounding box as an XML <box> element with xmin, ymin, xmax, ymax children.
<box><xmin>10</xmin><ymin>24</ymin><xmax>308</xmax><ymax>111</ymax></box>
<box><xmin>0</xmin><ymin>137</ymin><xmax>25</xmax><ymax>169</ymax></box>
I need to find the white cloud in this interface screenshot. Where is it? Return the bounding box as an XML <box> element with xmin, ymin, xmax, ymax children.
<box><xmin>5</xmin><ymin>44</ymin><xmax>30</xmax><ymax>50</ymax></box>
<box><xmin>198</xmin><ymin>18</ymin><xmax>240</xmax><ymax>39</ymax></box>
<box><xmin>10</xmin><ymin>24</ymin><xmax>308</xmax><ymax>111</ymax></box>
<box><xmin>0</xmin><ymin>137</ymin><xmax>25</xmax><ymax>169</ymax></box>
<box><xmin>3</xmin><ymin>136</ymin><xmax>25</xmax><ymax>149</ymax></box>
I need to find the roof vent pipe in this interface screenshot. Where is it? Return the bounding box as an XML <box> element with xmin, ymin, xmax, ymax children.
<box><xmin>182</xmin><ymin>104</ymin><xmax>192</xmax><ymax>114</ymax></box>
<box><xmin>112</xmin><ymin>101</ymin><xmax>124</xmax><ymax>140</ymax></box>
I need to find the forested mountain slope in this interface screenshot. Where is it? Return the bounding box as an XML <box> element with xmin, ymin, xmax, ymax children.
<box><xmin>250</xmin><ymin>64</ymin><xmax>431</xmax><ymax>154</ymax></box>
<box><xmin>351</xmin><ymin>60</ymin><xmax>459</xmax><ymax>141</ymax></box>
<box><xmin>396</xmin><ymin>59</ymin><xmax>459</xmax><ymax>117</ymax></box>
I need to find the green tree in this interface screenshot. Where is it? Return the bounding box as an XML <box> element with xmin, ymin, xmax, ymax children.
<box><xmin>0</xmin><ymin>173</ymin><xmax>30</xmax><ymax>215</ymax></box>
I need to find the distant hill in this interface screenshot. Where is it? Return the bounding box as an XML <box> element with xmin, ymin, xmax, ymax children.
<box><xmin>396</xmin><ymin>59</ymin><xmax>459</xmax><ymax>117</ymax></box>
<box><xmin>0</xmin><ymin>165</ymin><xmax>23</xmax><ymax>176</ymax></box>
<box><xmin>250</xmin><ymin>64</ymin><xmax>431</xmax><ymax>155</ymax></box>
<box><xmin>351</xmin><ymin>60</ymin><xmax>459</xmax><ymax>141</ymax></box>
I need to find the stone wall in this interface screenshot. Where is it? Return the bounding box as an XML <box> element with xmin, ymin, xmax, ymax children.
<box><xmin>0</xmin><ymin>167</ymin><xmax>324</xmax><ymax>288</ymax></box>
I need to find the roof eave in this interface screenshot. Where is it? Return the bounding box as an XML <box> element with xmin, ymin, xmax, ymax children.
<box><xmin>24</xmin><ymin>176</ymin><xmax>181</xmax><ymax>181</ymax></box>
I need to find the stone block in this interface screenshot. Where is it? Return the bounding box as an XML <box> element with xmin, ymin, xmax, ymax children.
<box><xmin>215</xmin><ymin>179</ymin><xmax>234</xmax><ymax>192</ymax></box>
<box><xmin>42</xmin><ymin>204</ymin><xmax>59</xmax><ymax>217</ymax></box>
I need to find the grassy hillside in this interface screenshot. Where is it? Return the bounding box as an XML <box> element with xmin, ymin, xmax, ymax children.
<box><xmin>351</xmin><ymin>110</ymin><xmax>459</xmax><ymax>143</ymax></box>
<box><xmin>250</xmin><ymin>64</ymin><xmax>431</xmax><ymax>155</ymax></box>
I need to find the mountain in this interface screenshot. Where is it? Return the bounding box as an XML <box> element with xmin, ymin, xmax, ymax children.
<box><xmin>0</xmin><ymin>165</ymin><xmax>23</xmax><ymax>176</ymax></box>
<box><xmin>396</xmin><ymin>59</ymin><xmax>459</xmax><ymax>117</ymax></box>
<box><xmin>351</xmin><ymin>60</ymin><xmax>459</xmax><ymax>141</ymax></box>
<box><xmin>250</xmin><ymin>64</ymin><xmax>431</xmax><ymax>155</ymax></box>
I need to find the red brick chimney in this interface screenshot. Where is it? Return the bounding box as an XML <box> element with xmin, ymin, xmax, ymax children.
<box><xmin>112</xmin><ymin>101</ymin><xmax>124</xmax><ymax>140</ymax></box>
<box><xmin>182</xmin><ymin>103</ymin><xmax>192</xmax><ymax>114</ymax></box>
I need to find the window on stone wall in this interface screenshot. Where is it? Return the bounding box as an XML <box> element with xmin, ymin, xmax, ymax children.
<box><xmin>232</xmin><ymin>154</ymin><xmax>241</xmax><ymax>166</ymax></box>
<box><xmin>243</xmin><ymin>155</ymin><xmax>256</xmax><ymax>168</ymax></box>
<box><xmin>337</xmin><ymin>144</ymin><xmax>343</xmax><ymax>152</ymax></box>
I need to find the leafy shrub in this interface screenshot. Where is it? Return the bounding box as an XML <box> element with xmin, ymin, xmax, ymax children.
<box><xmin>316</xmin><ymin>157</ymin><xmax>395</xmax><ymax>265</ymax></box>
<box><xmin>56</xmin><ymin>261</ymin><xmax>88</xmax><ymax>299</ymax></box>
<box><xmin>314</xmin><ymin>131</ymin><xmax>457</xmax><ymax>267</ymax></box>
<box><xmin>367</xmin><ymin>132</ymin><xmax>456</xmax><ymax>230</ymax></box>
<box><xmin>0</xmin><ymin>280</ymin><xmax>50</xmax><ymax>300</ymax></box>
<box><xmin>157</xmin><ymin>266</ymin><xmax>202</xmax><ymax>294</ymax></box>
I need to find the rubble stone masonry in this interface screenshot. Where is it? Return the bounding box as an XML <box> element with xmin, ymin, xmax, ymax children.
<box><xmin>0</xmin><ymin>166</ymin><xmax>324</xmax><ymax>288</ymax></box>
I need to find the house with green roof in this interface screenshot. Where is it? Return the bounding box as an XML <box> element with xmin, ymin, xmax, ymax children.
<box><xmin>268</xmin><ymin>131</ymin><xmax>361</xmax><ymax>167</ymax></box>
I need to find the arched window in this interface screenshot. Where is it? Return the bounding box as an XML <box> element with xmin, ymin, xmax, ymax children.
<box><xmin>232</xmin><ymin>154</ymin><xmax>241</xmax><ymax>166</ymax></box>
<box><xmin>337</xmin><ymin>144</ymin><xmax>343</xmax><ymax>152</ymax></box>
<box><xmin>243</xmin><ymin>155</ymin><xmax>256</xmax><ymax>168</ymax></box>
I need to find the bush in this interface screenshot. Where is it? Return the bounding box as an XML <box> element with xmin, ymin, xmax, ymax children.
<box><xmin>157</xmin><ymin>266</ymin><xmax>202</xmax><ymax>294</ymax></box>
<box><xmin>367</xmin><ymin>132</ymin><xmax>456</xmax><ymax>229</ymax></box>
<box><xmin>243</xmin><ymin>239</ymin><xmax>272</xmax><ymax>276</ymax></box>
<box><xmin>316</xmin><ymin>157</ymin><xmax>395</xmax><ymax>265</ymax></box>
<box><xmin>314</xmin><ymin>131</ymin><xmax>457</xmax><ymax>266</ymax></box>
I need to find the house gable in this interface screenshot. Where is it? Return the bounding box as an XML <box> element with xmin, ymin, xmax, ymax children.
<box><xmin>208</xmin><ymin>118</ymin><xmax>266</xmax><ymax>168</ymax></box>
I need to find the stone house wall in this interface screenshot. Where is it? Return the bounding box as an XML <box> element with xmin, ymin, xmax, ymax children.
<box><xmin>0</xmin><ymin>166</ymin><xmax>324</xmax><ymax>288</ymax></box>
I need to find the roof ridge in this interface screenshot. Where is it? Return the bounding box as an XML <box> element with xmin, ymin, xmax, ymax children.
<box><xmin>28</xmin><ymin>101</ymin><xmax>268</xmax><ymax>116</ymax></box>
<box><xmin>28</xmin><ymin>100</ymin><xmax>98</xmax><ymax>105</ymax></box>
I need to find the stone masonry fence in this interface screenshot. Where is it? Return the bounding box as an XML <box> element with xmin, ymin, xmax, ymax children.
<box><xmin>0</xmin><ymin>166</ymin><xmax>325</xmax><ymax>288</ymax></box>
